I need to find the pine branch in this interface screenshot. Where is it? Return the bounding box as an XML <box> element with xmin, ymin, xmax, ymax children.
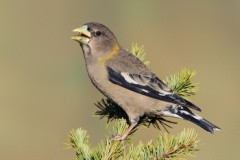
<box><xmin>163</xmin><ymin>68</ymin><xmax>199</xmax><ymax>100</ymax></box>
<box><xmin>124</xmin><ymin>128</ymin><xmax>199</xmax><ymax>160</ymax></box>
<box><xmin>93</xmin><ymin>119</ymin><xmax>131</xmax><ymax>160</ymax></box>
<box><xmin>65</xmin><ymin>120</ymin><xmax>199</xmax><ymax>160</ymax></box>
<box><xmin>130</xmin><ymin>43</ymin><xmax>150</xmax><ymax>65</ymax></box>
<box><xmin>65</xmin><ymin>128</ymin><xmax>92</xmax><ymax>160</ymax></box>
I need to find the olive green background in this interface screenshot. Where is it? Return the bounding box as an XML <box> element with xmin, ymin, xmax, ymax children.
<box><xmin>1</xmin><ymin>1</ymin><xmax>239</xmax><ymax>159</ymax></box>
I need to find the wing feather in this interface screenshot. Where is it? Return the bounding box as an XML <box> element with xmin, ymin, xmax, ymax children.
<box><xmin>107</xmin><ymin>66</ymin><xmax>201</xmax><ymax>111</ymax></box>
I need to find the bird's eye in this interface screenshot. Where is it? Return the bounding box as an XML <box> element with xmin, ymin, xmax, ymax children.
<box><xmin>95</xmin><ymin>31</ymin><xmax>101</xmax><ymax>36</ymax></box>
<box><xmin>87</xmin><ymin>27</ymin><xmax>91</xmax><ymax>31</ymax></box>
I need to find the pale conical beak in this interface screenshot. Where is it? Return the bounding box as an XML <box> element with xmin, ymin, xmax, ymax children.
<box><xmin>71</xmin><ymin>25</ymin><xmax>91</xmax><ymax>44</ymax></box>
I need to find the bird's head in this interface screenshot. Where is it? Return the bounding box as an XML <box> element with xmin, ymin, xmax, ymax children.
<box><xmin>72</xmin><ymin>22</ymin><xmax>119</xmax><ymax>60</ymax></box>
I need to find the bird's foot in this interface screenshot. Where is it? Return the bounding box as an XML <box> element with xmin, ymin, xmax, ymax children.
<box><xmin>109</xmin><ymin>134</ymin><xmax>126</xmax><ymax>145</ymax></box>
<box><xmin>110</xmin><ymin>134</ymin><xmax>124</xmax><ymax>141</ymax></box>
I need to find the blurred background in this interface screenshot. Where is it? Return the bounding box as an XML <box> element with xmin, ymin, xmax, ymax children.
<box><xmin>1</xmin><ymin>0</ymin><xmax>239</xmax><ymax>159</ymax></box>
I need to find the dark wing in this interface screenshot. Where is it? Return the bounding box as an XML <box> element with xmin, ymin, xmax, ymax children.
<box><xmin>107</xmin><ymin>66</ymin><xmax>201</xmax><ymax>111</ymax></box>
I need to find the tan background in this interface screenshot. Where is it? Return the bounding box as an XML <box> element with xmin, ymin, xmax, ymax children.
<box><xmin>1</xmin><ymin>1</ymin><xmax>239</xmax><ymax>159</ymax></box>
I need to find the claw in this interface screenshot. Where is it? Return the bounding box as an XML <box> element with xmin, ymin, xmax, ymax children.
<box><xmin>110</xmin><ymin>134</ymin><xmax>124</xmax><ymax>141</ymax></box>
<box><xmin>110</xmin><ymin>134</ymin><xmax>126</xmax><ymax>145</ymax></box>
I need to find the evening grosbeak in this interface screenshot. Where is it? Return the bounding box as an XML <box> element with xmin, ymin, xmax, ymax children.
<box><xmin>71</xmin><ymin>22</ymin><xmax>220</xmax><ymax>141</ymax></box>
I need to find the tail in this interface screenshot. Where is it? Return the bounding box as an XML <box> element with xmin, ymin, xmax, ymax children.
<box><xmin>163</xmin><ymin>106</ymin><xmax>221</xmax><ymax>134</ymax></box>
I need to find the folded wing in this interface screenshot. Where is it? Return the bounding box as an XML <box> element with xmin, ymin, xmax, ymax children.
<box><xmin>107</xmin><ymin>66</ymin><xmax>201</xmax><ymax>111</ymax></box>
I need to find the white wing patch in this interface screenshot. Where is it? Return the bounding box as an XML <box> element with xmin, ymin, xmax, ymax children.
<box><xmin>141</xmin><ymin>89</ymin><xmax>149</xmax><ymax>93</ymax></box>
<box><xmin>121</xmin><ymin>72</ymin><xmax>139</xmax><ymax>84</ymax></box>
<box><xmin>180</xmin><ymin>110</ymin><xmax>203</xmax><ymax>120</ymax></box>
<box><xmin>160</xmin><ymin>110</ymin><xmax>182</xmax><ymax>118</ymax></box>
<box><xmin>121</xmin><ymin>72</ymin><xmax>171</xmax><ymax>96</ymax></box>
<box><xmin>158</xmin><ymin>92</ymin><xmax>167</xmax><ymax>96</ymax></box>
<box><xmin>192</xmin><ymin>114</ymin><xmax>203</xmax><ymax>120</ymax></box>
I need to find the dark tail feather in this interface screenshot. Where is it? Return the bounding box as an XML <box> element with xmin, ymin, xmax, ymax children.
<box><xmin>175</xmin><ymin>108</ymin><xmax>221</xmax><ymax>134</ymax></box>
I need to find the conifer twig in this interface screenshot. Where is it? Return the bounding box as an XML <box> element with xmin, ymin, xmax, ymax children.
<box><xmin>164</xmin><ymin>68</ymin><xmax>199</xmax><ymax>100</ymax></box>
<box><xmin>65</xmin><ymin>121</ymin><xmax>199</xmax><ymax>160</ymax></box>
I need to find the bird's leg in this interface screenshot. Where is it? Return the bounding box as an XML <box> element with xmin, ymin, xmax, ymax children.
<box><xmin>110</xmin><ymin>118</ymin><xmax>139</xmax><ymax>142</ymax></box>
<box><xmin>110</xmin><ymin>122</ymin><xmax>137</xmax><ymax>142</ymax></box>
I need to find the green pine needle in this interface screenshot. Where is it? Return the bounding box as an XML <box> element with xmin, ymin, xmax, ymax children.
<box><xmin>124</xmin><ymin>128</ymin><xmax>199</xmax><ymax>159</ymax></box>
<box><xmin>65</xmin><ymin>128</ymin><xmax>92</xmax><ymax>159</ymax></box>
<box><xmin>130</xmin><ymin>43</ymin><xmax>150</xmax><ymax>65</ymax></box>
<box><xmin>163</xmin><ymin>68</ymin><xmax>199</xmax><ymax>100</ymax></box>
<box><xmin>65</xmin><ymin>125</ymin><xmax>199</xmax><ymax>160</ymax></box>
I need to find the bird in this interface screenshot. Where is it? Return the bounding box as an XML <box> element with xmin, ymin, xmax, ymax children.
<box><xmin>71</xmin><ymin>22</ymin><xmax>221</xmax><ymax>141</ymax></box>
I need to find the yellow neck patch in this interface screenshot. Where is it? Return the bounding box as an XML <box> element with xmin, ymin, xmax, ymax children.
<box><xmin>98</xmin><ymin>42</ymin><xmax>119</xmax><ymax>64</ymax></box>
